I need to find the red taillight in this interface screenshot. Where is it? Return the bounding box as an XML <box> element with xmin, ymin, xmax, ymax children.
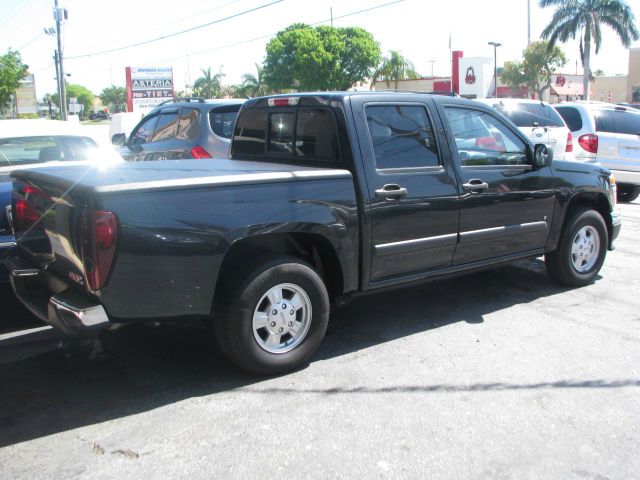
<box><xmin>565</xmin><ymin>132</ymin><xmax>573</xmax><ymax>152</ymax></box>
<box><xmin>578</xmin><ymin>134</ymin><xmax>598</xmax><ymax>154</ymax></box>
<box><xmin>14</xmin><ymin>184</ymin><xmax>47</xmax><ymax>232</ymax></box>
<box><xmin>81</xmin><ymin>210</ymin><xmax>118</xmax><ymax>291</ymax></box>
<box><xmin>190</xmin><ymin>145</ymin><xmax>212</xmax><ymax>159</ymax></box>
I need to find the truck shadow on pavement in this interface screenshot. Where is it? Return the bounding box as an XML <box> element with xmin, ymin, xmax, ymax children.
<box><xmin>0</xmin><ymin>258</ymin><xmax>625</xmax><ymax>448</ymax></box>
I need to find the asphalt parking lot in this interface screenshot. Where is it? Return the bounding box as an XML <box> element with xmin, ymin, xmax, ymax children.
<box><xmin>0</xmin><ymin>201</ymin><xmax>638</xmax><ymax>479</ymax></box>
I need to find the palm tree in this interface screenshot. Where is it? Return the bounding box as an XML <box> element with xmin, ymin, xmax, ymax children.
<box><xmin>373</xmin><ymin>51</ymin><xmax>419</xmax><ymax>90</ymax></box>
<box><xmin>193</xmin><ymin>67</ymin><xmax>223</xmax><ymax>99</ymax></box>
<box><xmin>539</xmin><ymin>0</ymin><xmax>639</xmax><ymax>100</ymax></box>
<box><xmin>239</xmin><ymin>63</ymin><xmax>268</xmax><ymax>97</ymax></box>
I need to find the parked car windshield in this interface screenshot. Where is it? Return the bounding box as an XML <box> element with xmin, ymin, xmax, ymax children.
<box><xmin>0</xmin><ymin>135</ymin><xmax>100</xmax><ymax>167</ymax></box>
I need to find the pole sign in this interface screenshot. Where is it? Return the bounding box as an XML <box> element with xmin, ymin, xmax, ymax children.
<box><xmin>16</xmin><ymin>74</ymin><xmax>38</xmax><ymax>115</ymax></box>
<box><xmin>125</xmin><ymin>66</ymin><xmax>174</xmax><ymax>113</ymax></box>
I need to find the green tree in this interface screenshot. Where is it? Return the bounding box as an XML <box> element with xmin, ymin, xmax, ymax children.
<box><xmin>539</xmin><ymin>0</ymin><xmax>639</xmax><ymax>100</ymax></box>
<box><xmin>193</xmin><ymin>67</ymin><xmax>222</xmax><ymax>98</ymax></box>
<box><xmin>263</xmin><ymin>23</ymin><xmax>380</xmax><ymax>91</ymax></box>
<box><xmin>50</xmin><ymin>84</ymin><xmax>94</xmax><ymax>119</ymax></box>
<box><xmin>373</xmin><ymin>50</ymin><xmax>420</xmax><ymax>90</ymax></box>
<box><xmin>99</xmin><ymin>85</ymin><xmax>126</xmax><ymax>112</ymax></box>
<box><xmin>526</xmin><ymin>41</ymin><xmax>567</xmax><ymax>98</ymax></box>
<box><xmin>0</xmin><ymin>49</ymin><xmax>28</xmax><ymax>114</ymax></box>
<box><xmin>501</xmin><ymin>61</ymin><xmax>527</xmax><ymax>97</ymax></box>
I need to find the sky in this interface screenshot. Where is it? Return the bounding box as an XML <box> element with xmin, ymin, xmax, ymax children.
<box><xmin>1</xmin><ymin>0</ymin><xmax>639</xmax><ymax>99</ymax></box>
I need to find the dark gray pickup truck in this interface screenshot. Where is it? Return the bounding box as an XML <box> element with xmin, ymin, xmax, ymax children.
<box><xmin>8</xmin><ymin>92</ymin><xmax>621</xmax><ymax>374</ymax></box>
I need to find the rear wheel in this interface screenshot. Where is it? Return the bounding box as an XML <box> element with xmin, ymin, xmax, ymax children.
<box><xmin>616</xmin><ymin>184</ymin><xmax>640</xmax><ymax>203</ymax></box>
<box><xmin>545</xmin><ymin>208</ymin><xmax>608</xmax><ymax>286</ymax></box>
<box><xmin>215</xmin><ymin>256</ymin><xmax>329</xmax><ymax>375</ymax></box>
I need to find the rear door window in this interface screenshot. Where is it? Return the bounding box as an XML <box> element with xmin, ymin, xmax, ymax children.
<box><xmin>210</xmin><ymin>106</ymin><xmax>241</xmax><ymax>139</ymax></box>
<box><xmin>151</xmin><ymin>111</ymin><xmax>179</xmax><ymax>142</ymax></box>
<box><xmin>176</xmin><ymin>108</ymin><xmax>200</xmax><ymax>140</ymax></box>
<box><xmin>365</xmin><ymin>104</ymin><xmax>439</xmax><ymax>169</ymax></box>
<box><xmin>555</xmin><ymin>106</ymin><xmax>583</xmax><ymax>131</ymax></box>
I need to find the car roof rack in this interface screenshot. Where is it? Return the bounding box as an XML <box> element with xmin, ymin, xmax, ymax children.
<box><xmin>156</xmin><ymin>97</ymin><xmax>206</xmax><ymax>106</ymax></box>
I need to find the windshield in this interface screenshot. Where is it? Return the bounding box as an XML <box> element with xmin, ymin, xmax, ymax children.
<box><xmin>495</xmin><ymin>103</ymin><xmax>565</xmax><ymax>128</ymax></box>
<box><xmin>0</xmin><ymin>135</ymin><xmax>121</xmax><ymax>168</ymax></box>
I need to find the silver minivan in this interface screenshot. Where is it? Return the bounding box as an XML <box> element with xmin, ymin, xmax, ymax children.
<box><xmin>555</xmin><ymin>102</ymin><xmax>640</xmax><ymax>202</ymax></box>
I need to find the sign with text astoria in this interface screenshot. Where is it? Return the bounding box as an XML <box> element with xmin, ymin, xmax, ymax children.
<box><xmin>125</xmin><ymin>66</ymin><xmax>174</xmax><ymax>113</ymax></box>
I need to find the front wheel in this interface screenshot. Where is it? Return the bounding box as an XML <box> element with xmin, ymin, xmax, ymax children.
<box><xmin>215</xmin><ymin>256</ymin><xmax>330</xmax><ymax>375</ymax></box>
<box><xmin>545</xmin><ymin>208</ymin><xmax>608</xmax><ymax>287</ymax></box>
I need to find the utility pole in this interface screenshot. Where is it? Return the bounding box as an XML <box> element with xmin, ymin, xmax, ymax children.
<box><xmin>429</xmin><ymin>60</ymin><xmax>435</xmax><ymax>77</ymax></box>
<box><xmin>488</xmin><ymin>41</ymin><xmax>502</xmax><ymax>98</ymax></box>
<box><xmin>330</xmin><ymin>7</ymin><xmax>333</xmax><ymax>27</ymax></box>
<box><xmin>53</xmin><ymin>50</ymin><xmax>61</xmax><ymax>115</ymax></box>
<box><xmin>527</xmin><ymin>0</ymin><xmax>531</xmax><ymax>45</ymax></box>
<box><xmin>54</xmin><ymin>0</ymin><xmax>67</xmax><ymax>120</ymax></box>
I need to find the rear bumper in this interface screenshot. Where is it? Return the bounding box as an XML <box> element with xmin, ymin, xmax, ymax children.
<box><xmin>7</xmin><ymin>257</ymin><xmax>110</xmax><ymax>335</ymax></box>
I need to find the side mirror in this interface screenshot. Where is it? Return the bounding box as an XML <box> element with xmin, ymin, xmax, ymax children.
<box><xmin>111</xmin><ymin>133</ymin><xmax>126</xmax><ymax>146</ymax></box>
<box><xmin>533</xmin><ymin>144</ymin><xmax>553</xmax><ymax>168</ymax></box>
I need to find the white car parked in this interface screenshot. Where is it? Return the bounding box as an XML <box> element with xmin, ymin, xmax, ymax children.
<box><xmin>0</xmin><ymin>119</ymin><xmax>122</xmax><ymax>174</ymax></box>
<box><xmin>0</xmin><ymin>119</ymin><xmax>124</xmax><ymax>281</ymax></box>
<box><xmin>554</xmin><ymin>102</ymin><xmax>640</xmax><ymax>202</ymax></box>
<box><xmin>476</xmin><ymin>98</ymin><xmax>573</xmax><ymax>161</ymax></box>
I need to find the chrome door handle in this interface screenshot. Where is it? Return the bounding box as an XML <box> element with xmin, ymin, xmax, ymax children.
<box><xmin>375</xmin><ymin>184</ymin><xmax>408</xmax><ymax>200</ymax></box>
<box><xmin>463</xmin><ymin>179</ymin><xmax>489</xmax><ymax>192</ymax></box>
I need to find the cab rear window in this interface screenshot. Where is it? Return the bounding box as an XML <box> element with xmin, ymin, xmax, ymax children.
<box><xmin>232</xmin><ymin>107</ymin><xmax>340</xmax><ymax>162</ymax></box>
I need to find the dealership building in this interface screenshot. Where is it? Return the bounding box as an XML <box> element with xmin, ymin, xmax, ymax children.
<box><xmin>373</xmin><ymin>48</ymin><xmax>640</xmax><ymax>104</ymax></box>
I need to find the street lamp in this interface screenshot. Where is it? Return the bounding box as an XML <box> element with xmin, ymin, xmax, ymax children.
<box><xmin>488</xmin><ymin>41</ymin><xmax>502</xmax><ymax>98</ymax></box>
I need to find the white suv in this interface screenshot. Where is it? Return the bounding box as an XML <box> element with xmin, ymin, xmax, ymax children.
<box><xmin>476</xmin><ymin>98</ymin><xmax>573</xmax><ymax>161</ymax></box>
<box><xmin>555</xmin><ymin>102</ymin><xmax>640</xmax><ymax>202</ymax></box>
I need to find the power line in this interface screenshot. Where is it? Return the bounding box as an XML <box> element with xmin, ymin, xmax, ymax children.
<box><xmin>70</xmin><ymin>0</ymin><xmax>406</xmax><ymax>69</ymax></box>
<box><xmin>0</xmin><ymin>0</ymin><xmax>39</xmax><ymax>28</ymax></box>
<box><xmin>65</xmin><ymin>0</ymin><xmax>284</xmax><ymax>59</ymax></box>
<box><xmin>17</xmin><ymin>32</ymin><xmax>45</xmax><ymax>51</ymax></box>
<box><xmin>76</xmin><ymin>0</ymin><xmax>245</xmax><ymax>55</ymax></box>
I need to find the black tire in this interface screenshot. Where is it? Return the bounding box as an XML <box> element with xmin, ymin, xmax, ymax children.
<box><xmin>545</xmin><ymin>208</ymin><xmax>608</xmax><ymax>287</ymax></box>
<box><xmin>616</xmin><ymin>184</ymin><xmax>640</xmax><ymax>203</ymax></box>
<box><xmin>215</xmin><ymin>256</ymin><xmax>330</xmax><ymax>375</ymax></box>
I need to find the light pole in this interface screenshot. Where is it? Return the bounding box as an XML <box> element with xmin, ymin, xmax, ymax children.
<box><xmin>429</xmin><ymin>60</ymin><xmax>435</xmax><ymax>77</ymax></box>
<box><xmin>488</xmin><ymin>41</ymin><xmax>502</xmax><ymax>98</ymax></box>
